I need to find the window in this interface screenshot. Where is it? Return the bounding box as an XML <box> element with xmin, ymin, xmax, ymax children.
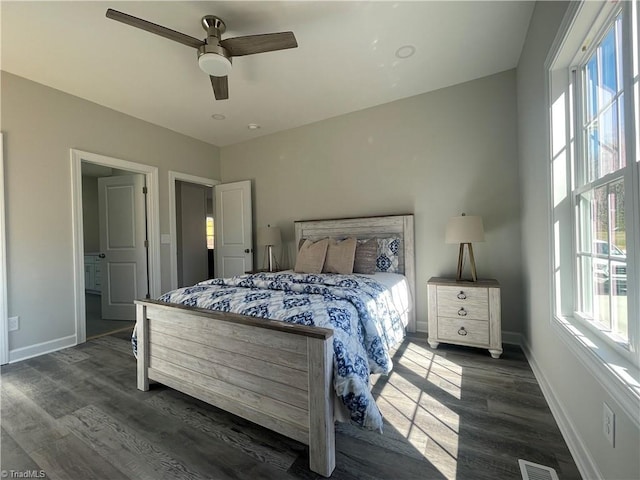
<box><xmin>206</xmin><ymin>216</ymin><xmax>215</xmax><ymax>250</ymax></box>
<box><xmin>574</xmin><ymin>12</ymin><xmax>631</xmax><ymax>344</ymax></box>
<box><xmin>549</xmin><ymin>0</ymin><xmax>639</xmax><ymax>369</ymax></box>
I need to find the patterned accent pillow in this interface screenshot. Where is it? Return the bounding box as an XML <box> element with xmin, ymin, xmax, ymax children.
<box><xmin>323</xmin><ymin>237</ymin><xmax>357</xmax><ymax>274</ymax></box>
<box><xmin>376</xmin><ymin>237</ymin><xmax>400</xmax><ymax>273</ymax></box>
<box><xmin>294</xmin><ymin>238</ymin><xmax>329</xmax><ymax>274</ymax></box>
<box><xmin>353</xmin><ymin>238</ymin><xmax>377</xmax><ymax>274</ymax></box>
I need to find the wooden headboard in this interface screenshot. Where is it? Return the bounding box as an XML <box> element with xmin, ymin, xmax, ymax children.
<box><xmin>294</xmin><ymin>215</ymin><xmax>416</xmax><ymax>332</ymax></box>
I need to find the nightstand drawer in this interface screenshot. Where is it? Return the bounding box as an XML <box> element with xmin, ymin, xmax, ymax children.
<box><xmin>437</xmin><ymin>317</ymin><xmax>489</xmax><ymax>346</ymax></box>
<box><xmin>436</xmin><ymin>285</ymin><xmax>488</xmax><ymax>321</ymax></box>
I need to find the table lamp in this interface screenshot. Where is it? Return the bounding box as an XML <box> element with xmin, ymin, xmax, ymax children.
<box><xmin>257</xmin><ymin>225</ymin><xmax>282</xmax><ymax>272</ymax></box>
<box><xmin>445</xmin><ymin>213</ymin><xmax>485</xmax><ymax>282</ymax></box>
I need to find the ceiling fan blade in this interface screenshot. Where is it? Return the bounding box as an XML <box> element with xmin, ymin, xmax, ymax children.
<box><xmin>106</xmin><ymin>9</ymin><xmax>204</xmax><ymax>49</ymax></box>
<box><xmin>220</xmin><ymin>32</ymin><xmax>297</xmax><ymax>57</ymax></box>
<box><xmin>210</xmin><ymin>76</ymin><xmax>229</xmax><ymax>100</ymax></box>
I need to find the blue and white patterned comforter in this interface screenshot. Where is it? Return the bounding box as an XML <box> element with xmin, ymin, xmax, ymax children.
<box><xmin>139</xmin><ymin>272</ymin><xmax>406</xmax><ymax>431</ymax></box>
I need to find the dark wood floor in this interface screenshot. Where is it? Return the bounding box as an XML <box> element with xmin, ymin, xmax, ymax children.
<box><xmin>85</xmin><ymin>293</ymin><xmax>135</xmax><ymax>339</ymax></box>
<box><xmin>1</xmin><ymin>330</ymin><xmax>582</xmax><ymax>479</ymax></box>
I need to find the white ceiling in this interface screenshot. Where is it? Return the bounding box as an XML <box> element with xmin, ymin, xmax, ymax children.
<box><xmin>1</xmin><ymin>1</ymin><xmax>534</xmax><ymax>147</ymax></box>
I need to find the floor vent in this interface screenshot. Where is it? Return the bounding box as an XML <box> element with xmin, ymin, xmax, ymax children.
<box><xmin>518</xmin><ymin>459</ymin><xmax>560</xmax><ymax>480</ymax></box>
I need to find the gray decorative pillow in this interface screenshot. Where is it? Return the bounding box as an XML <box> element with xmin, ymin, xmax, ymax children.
<box><xmin>294</xmin><ymin>238</ymin><xmax>329</xmax><ymax>274</ymax></box>
<box><xmin>323</xmin><ymin>237</ymin><xmax>357</xmax><ymax>274</ymax></box>
<box><xmin>353</xmin><ymin>238</ymin><xmax>377</xmax><ymax>274</ymax></box>
<box><xmin>376</xmin><ymin>237</ymin><xmax>400</xmax><ymax>273</ymax></box>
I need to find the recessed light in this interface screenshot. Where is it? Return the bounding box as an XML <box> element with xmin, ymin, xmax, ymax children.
<box><xmin>395</xmin><ymin>45</ymin><xmax>416</xmax><ymax>59</ymax></box>
<box><xmin>211</xmin><ymin>114</ymin><xmax>226</xmax><ymax>120</ymax></box>
<box><xmin>247</xmin><ymin>123</ymin><xmax>261</xmax><ymax>130</ymax></box>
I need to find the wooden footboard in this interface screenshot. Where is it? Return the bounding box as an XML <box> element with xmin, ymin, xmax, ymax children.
<box><xmin>135</xmin><ymin>300</ymin><xmax>336</xmax><ymax>477</ymax></box>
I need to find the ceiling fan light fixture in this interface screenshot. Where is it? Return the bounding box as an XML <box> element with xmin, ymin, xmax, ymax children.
<box><xmin>198</xmin><ymin>52</ymin><xmax>232</xmax><ymax>77</ymax></box>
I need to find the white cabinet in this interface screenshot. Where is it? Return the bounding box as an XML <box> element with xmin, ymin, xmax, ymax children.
<box><xmin>84</xmin><ymin>254</ymin><xmax>102</xmax><ymax>294</ymax></box>
<box><xmin>427</xmin><ymin>277</ymin><xmax>502</xmax><ymax>358</ymax></box>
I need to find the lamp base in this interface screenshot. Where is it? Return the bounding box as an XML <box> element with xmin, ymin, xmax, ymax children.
<box><xmin>262</xmin><ymin>245</ymin><xmax>278</xmax><ymax>272</ymax></box>
<box><xmin>456</xmin><ymin>243</ymin><xmax>478</xmax><ymax>282</ymax></box>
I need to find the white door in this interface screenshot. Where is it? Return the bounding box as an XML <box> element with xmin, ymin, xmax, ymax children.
<box><xmin>215</xmin><ymin>180</ymin><xmax>253</xmax><ymax>277</ymax></box>
<box><xmin>98</xmin><ymin>174</ymin><xmax>148</xmax><ymax>320</ymax></box>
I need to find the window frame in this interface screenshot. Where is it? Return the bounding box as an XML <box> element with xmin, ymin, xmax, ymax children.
<box><xmin>569</xmin><ymin>4</ymin><xmax>638</xmax><ymax>361</ymax></box>
<box><xmin>546</xmin><ymin>0</ymin><xmax>640</xmax><ymax>416</ymax></box>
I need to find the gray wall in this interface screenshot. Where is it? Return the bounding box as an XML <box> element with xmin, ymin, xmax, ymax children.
<box><xmin>221</xmin><ymin>69</ymin><xmax>523</xmax><ymax>334</ymax></box>
<box><xmin>1</xmin><ymin>71</ymin><xmax>220</xmax><ymax>352</ymax></box>
<box><xmin>517</xmin><ymin>2</ymin><xmax>640</xmax><ymax>479</ymax></box>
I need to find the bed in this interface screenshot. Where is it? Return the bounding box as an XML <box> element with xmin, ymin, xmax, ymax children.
<box><xmin>134</xmin><ymin>214</ymin><xmax>415</xmax><ymax>477</ymax></box>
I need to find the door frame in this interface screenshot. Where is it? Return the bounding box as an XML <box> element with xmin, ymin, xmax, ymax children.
<box><xmin>71</xmin><ymin>149</ymin><xmax>161</xmax><ymax>344</ymax></box>
<box><xmin>168</xmin><ymin>171</ymin><xmax>219</xmax><ymax>290</ymax></box>
<box><xmin>0</xmin><ymin>133</ymin><xmax>8</xmax><ymax>365</ymax></box>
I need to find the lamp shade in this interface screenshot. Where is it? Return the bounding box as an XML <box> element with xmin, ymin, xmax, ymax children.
<box><xmin>257</xmin><ymin>226</ymin><xmax>282</xmax><ymax>246</ymax></box>
<box><xmin>445</xmin><ymin>215</ymin><xmax>485</xmax><ymax>244</ymax></box>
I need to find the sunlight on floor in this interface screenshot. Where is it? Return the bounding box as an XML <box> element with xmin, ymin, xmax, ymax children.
<box><xmin>376</xmin><ymin>342</ymin><xmax>463</xmax><ymax>479</ymax></box>
<box><xmin>399</xmin><ymin>343</ymin><xmax>463</xmax><ymax>399</ymax></box>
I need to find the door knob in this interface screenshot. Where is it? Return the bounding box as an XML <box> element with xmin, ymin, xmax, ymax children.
<box><xmin>98</xmin><ymin>253</ymin><xmax>106</xmax><ymax>258</ymax></box>
<box><xmin>244</xmin><ymin>249</ymin><xmax>250</xmax><ymax>253</ymax></box>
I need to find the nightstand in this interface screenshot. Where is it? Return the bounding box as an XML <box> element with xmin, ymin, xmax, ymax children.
<box><xmin>427</xmin><ymin>277</ymin><xmax>502</xmax><ymax>358</ymax></box>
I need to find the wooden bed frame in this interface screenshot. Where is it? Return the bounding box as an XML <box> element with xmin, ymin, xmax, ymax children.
<box><xmin>135</xmin><ymin>214</ymin><xmax>415</xmax><ymax>477</ymax></box>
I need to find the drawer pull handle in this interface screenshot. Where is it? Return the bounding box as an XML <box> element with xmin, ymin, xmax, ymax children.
<box><xmin>457</xmin><ymin>308</ymin><xmax>467</xmax><ymax>317</ymax></box>
<box><xmin>458</xmin><ymin>327</ymin><xmax>468</xmax><ymax>336</ymax></box>
<box><xmin>457</xmin><ymin>291</ymin><xmax>467</xmax><ymax>300</ymax></box>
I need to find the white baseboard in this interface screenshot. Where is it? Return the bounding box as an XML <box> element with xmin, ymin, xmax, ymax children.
<box><xmin>9</xmin><ymin>334</ymin><xmax>77</xmax><ymax>363</ymax></box>
<box><xmin>521</xmin><ymin>337</ymin><xmax>602</xmax><ymax>480</ymax></box>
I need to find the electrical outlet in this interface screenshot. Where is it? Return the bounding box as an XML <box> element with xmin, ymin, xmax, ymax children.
<box><xmin>8</xmin><ymin>316</ymin><xmax>19</xmax><ymax>331</ymax></box>
<box><xmin>603</xmin><ymin>402</ymin><xmax>615</xmax><ymax>447</ymax></box>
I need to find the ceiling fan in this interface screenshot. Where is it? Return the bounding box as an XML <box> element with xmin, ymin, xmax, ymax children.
<box><xmin>105</xmin><ymin>9</ymin><xmax>298</xmax><ymax>100</ymax></box>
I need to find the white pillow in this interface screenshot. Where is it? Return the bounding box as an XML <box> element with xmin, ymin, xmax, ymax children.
<box><xmin>294</xmin><ymin>238</ymin><xmax>329</xmax><ymax>274</ymax></box>
<box><xmin>323</xmin><ymin>237</ymin><xmax>357</xmax><ymax>274</ymax></box>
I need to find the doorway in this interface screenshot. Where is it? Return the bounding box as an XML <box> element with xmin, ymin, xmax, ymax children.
<box><xmin>81</xmin><ymin>166</ymin><xmax>147</xmax><ymax>337</ymax></box>
<box><xmin>175</xmin><ymin>181</ymin><xmax>214</xmax><ymax>287</ymax></box>
<box><xmin>71</xmin><ymin>149</ymin><xmax>160</xmax><ymax>345</ymax></box>
<box><xmin>168</xmin><ymin>171</ymin><xmax>219</xmax><ymax>290</ymax></box>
